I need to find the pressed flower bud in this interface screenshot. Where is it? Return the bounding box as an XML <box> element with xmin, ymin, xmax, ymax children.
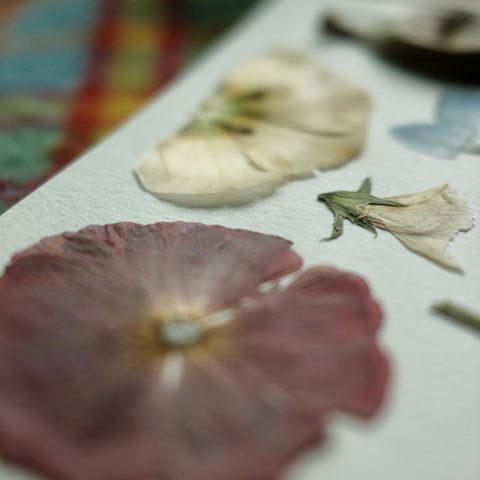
<box><xmin>318</xmin><ymin>178</ymin><xmax>474</xmax><ymax>272</ymax></box>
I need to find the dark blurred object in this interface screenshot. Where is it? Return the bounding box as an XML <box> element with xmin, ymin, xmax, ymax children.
<box><xmin>322</xmin><ymin>3</ymin><xmax>480</xmax><ymax>83</ymax></box>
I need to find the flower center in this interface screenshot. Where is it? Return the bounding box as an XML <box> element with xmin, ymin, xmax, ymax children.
<box><xmin>192</xmin><ymin>93</ymin><xmax>244</xmax><ymax>127</ymax></box>
<box><xmin>159</xmin><ymin>319</ymin><xmax>203</xmax><ymax>348</ymax></box>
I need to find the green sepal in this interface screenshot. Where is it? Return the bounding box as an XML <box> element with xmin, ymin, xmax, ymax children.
<box><xmin>358</xmin><ymin>177</ymin><xmax>372</xmax><ymax>194</ymax></box>
<box><xmin>317</xmin><ymin>178</ymin><xmax>404</xmax><ymax>239</ymax></box>
<box><xmin>323</xmin><ymin>215</ymin><xmax>344</xmax><ymax>241</ymax></box>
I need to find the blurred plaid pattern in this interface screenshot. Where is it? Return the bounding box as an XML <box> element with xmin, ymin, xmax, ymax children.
<box><xmin>0</xmin><ymin>0</ymin><xmax>260</xmax><ymax>213</ymax></box>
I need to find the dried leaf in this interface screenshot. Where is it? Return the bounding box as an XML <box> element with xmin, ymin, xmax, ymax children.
<box><xmin>135</xmin><ymin>50</ymin><xmax>370</xmax><ymax>206</ymax></box>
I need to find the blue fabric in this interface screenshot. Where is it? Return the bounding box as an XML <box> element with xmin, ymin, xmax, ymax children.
<box><xmin>0</xmin><ymin>0</ymin><xmax>99</xmax><ymax>92</ymax></box>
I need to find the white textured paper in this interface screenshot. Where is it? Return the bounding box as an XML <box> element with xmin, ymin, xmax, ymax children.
<box><xmin>0</xmin><ymin>0</ymin><xmax>479</xmax><ymax>479</ymax></box>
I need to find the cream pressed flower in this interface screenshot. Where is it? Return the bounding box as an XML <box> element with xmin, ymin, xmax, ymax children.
<box><xmin>318</xmin><ymin>178</ymin><xmax>474</xmax><ymax>272</ymax></box>
<box><xmin>135</xmin><ymin>50</ymin><xmax>371</xmax><ymax>206</ymax></box>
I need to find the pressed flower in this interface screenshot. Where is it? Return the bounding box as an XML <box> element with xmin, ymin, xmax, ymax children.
<box><xmin>323</xmin><ymin>5</ymin><xmax>480</xmax><ymax>82</ymax></box>
<box><xmin>134</xmin><ymin>50</ymin><xmax>371</xmax><ymax>206</ymax></box>
<box><xmin>0</xmin><ymin>221</ymin><xmax>388</xmax><ymax>480</ymax></box>
<box><xmin>318</xmin><ymin>178</ymin><xmax>474</xmax><ymax>272</ymax></box>
<box><xmin>390</xmin><ymin>90</ymin><xmax>480</xmax><ymax>160</ymax></box>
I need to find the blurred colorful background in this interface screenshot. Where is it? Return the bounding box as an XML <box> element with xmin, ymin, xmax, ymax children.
<box><xmin>0</xmin><ymin>0</ymin><xmax>260</xmax><ymax>214</ymax></box>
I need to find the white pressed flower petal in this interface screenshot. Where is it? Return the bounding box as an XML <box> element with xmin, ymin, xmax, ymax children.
<box><xmin>134</xmin><ymin>128</ymin><xmax>284</xmax><ymax>207</ymax></box>
<box><xmin>232</xmin><ymin>117</ymin><xmax>366</xmax><ymax>175</ymax></box>
<box><xmin>249</xmin><ymin>76</ymin><xmax>370</xmax><ymax>136</ymax></box>
<box><xmin>260</xmin><ymin>94</ymin><xmax>370</xmax><ymax>135</ymax></box>
<box><xmin>384</xmin><ymin>232</ymin><xmax>465</xmax><ymax>272</ymax></box>
<box><xmin>364</xmin><ymin>185</ymin><xmax>474</xmax><ymax>271</ymax></box>
<box><xmin>222</xmin><ymin>50</ymin><xmax>361</xmax><ymax>106</ymax></box>
<box><xmin>220</xmin><ymin>50</ymin><xmax>331</xmax><ymax>95</ymax></box>
<box><xmin>222</xmin><ymin>50</ymin><xmax>370</xmax><ymax>136</ymax></box>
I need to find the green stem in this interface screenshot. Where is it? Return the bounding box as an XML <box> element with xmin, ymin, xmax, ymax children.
<box><xmin>432</xmin><ymin>301</ymin><xmax>480</xmax><ymax>334</ymax></box>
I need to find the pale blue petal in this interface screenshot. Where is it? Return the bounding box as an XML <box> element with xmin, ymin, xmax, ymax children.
<box><xmin>390</xmin><ymin>123</ymin><xmax>474</xmax><ymax>159</ymax></box>
<box><xmin>436</xmin><ymin>90</ymin><xmax>480</xmax><ymax>131</ymax></box>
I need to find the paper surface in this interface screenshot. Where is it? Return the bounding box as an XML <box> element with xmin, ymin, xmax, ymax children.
<box><xmin>0</xmin><ymin>0</ymin><xmax>479</xmax><ymax>479</ymax></box>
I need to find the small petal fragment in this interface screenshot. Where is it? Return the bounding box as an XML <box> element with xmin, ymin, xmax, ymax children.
<box><xmin>135</xmin><ymin>50</ymin><xmax>371</xmax><ymax>206</ymax></box>
<box><xmin>0</xmin><ymin>222</ymin><xmax>388</xmax><ymax>480</ymax></box>
<box><xmin>436</xmin><ymin>90</ymin><xmax>480</xmax><ymax>130</ymax></box>
<box><xmin>390</xmin><ymin>89</ymin><xmax>480</xmax><ymax>159</ymax></box>
<box><xmin>390</xmin><ymin>123</ymin><xmax>474</xmax><ymax>159</ymax></box>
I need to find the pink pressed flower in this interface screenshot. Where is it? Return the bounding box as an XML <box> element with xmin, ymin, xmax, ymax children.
<box><xmin>0</xmin><ymin>222</ymin><xmax>388</xmax><ymax>480</ymax></box>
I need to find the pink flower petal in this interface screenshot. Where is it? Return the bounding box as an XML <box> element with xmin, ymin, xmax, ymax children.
<box><xmin>0</xmin><ymin>222</ymin><xmax>388</xmax><ymax>480</ymax></box>
<box><xmin>8</xmin><ymin>222</ymin><xmax>301</xmax><ymax>311</ymax></box>
<box><xmin>221</xmin><ymin>266</ymin><xmax>388</xmax><ymax>419</ymax></box>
